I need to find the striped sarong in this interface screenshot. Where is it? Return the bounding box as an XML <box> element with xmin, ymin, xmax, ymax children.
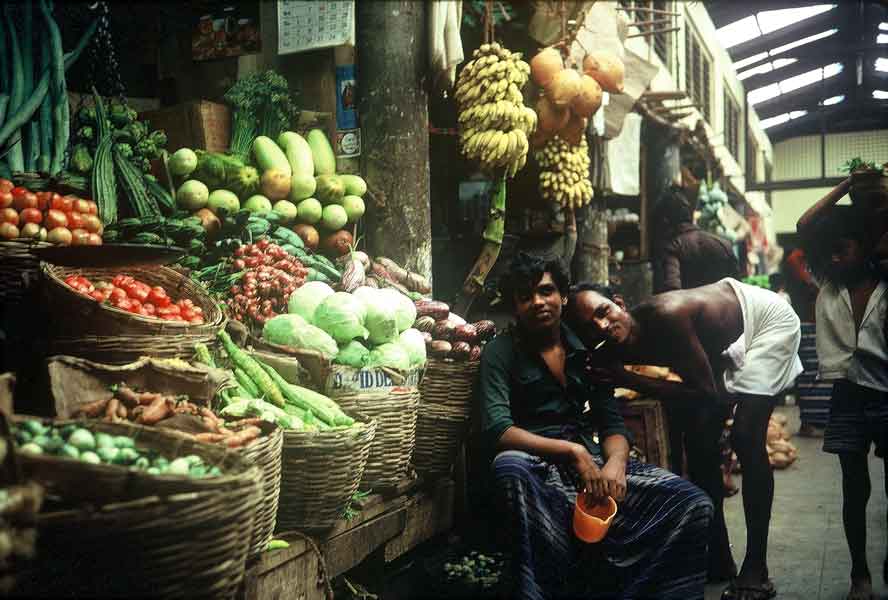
<box><xmin>493</xmin><ymin>450</ymin><xmax>713</xmax><ymax>600</ymax></box>
<box><xmin>797</xmin><ymin>322</ymin><xmax>831</xmax><ymax>427</ymax></box>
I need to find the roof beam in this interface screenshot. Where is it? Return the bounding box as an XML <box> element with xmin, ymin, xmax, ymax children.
<box><xmin>726</xmin><ymin>8</ymin><xmax>843</xmax><ymax>64</ymax></box>
<box><xmin>747</xmin><ymin>177</ymin><xmax>846</xmax><ymax>192</ymax></box>
<box><xmin>739</xmin><ymin>57</ymin><xmax>845</xmax><ymax>90</ymax></box>
<box><xmin>749</xmin><ymin>71</ymin><xmax>851</xmax><ymax>115</ymax></box>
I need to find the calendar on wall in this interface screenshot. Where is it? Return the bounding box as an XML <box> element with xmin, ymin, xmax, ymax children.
<box><xmin>277</xmin><ymin>0</ymin><xmax>355</xmax><ymax>54</ymax></box>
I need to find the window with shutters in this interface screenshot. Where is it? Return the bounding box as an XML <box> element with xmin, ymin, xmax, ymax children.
<box><xmin>747</xmin><ymin>128</ymin><xmax>759</xmax><ymax>180</ymax></box>
<box><xmin>617</xmin><ymin>1</ymin><xmax>672</xmax><ymax>66</ymax></box>
<box><xmin>684</xmin><ymin>22</ymin><xmax>712</xmax><ymax>123</ymax></box>
<box><xmin>724</xmin><ymin>87</ymin><xmax>741</xmax><ymax>161</ymax></box>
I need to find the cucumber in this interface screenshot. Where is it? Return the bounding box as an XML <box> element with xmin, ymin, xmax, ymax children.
<box><xmin>277</xmin><ymin>131</ymin><xmax>314</xmax><ymax>178</ymax></box>
<box><xmin>305</xmin><ymin>129</ymin><xmax>336</xmax><ymax>176</ymax></box>
<box><xmin>251</xmin><ymin>136</ymin><xmax>292</xmax><ymax>177</ymax></box>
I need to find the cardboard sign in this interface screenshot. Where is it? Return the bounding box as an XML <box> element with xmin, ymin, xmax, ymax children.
<box><xmin>322</xmin><ymin>364</ymin><xmax>423</xmax><ymax>397</ymax></box>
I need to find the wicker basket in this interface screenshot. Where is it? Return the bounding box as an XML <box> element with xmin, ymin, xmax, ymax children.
<box><xmin>0</xmin><ymin>240</ymin><xmax>51</xmax><ymax>305</ymax></box>
<box><xmin>240</xmin><ymin>424</ymin><xmax>283</xmax><ymax>559</ymax></box>
<box><xmin>41</xmin><ymin>263</ymin><xmax>224</xmax><ymax>336</ymax></box>
<box><xmin>276</xmin><ymin>414</ymin><xmax>376</xmax><ymax>531</ymax></box>
<box><xmin>10</xmin><ymin>417</ymin><xmax>261</xmax><ymax>598</ymax></box>
<box><xmin>412</xmin><ymin>405</ymin><xmax>469</xmax><ymax>477</ymax></box>
<box><xmin>419</xmin><ymin>358</ymin><xmax>480</xmax><ymax>416</ymax></box>
<box><xmin>335</xmin><ymin>387</ymin><xmax>420</xmax><ymax>489</ymax></box>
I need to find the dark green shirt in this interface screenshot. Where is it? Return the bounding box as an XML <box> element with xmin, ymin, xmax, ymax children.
<box><xmin>477</xmin><ymin>323</ymin><xmax>630</xmax><ymax>462</ymax></box>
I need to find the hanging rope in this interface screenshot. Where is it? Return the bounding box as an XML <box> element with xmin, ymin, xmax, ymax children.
<box><xmin>483</xmin><ymin>0</ymin><xmax>495</xmax><ymax>44</ymax></box>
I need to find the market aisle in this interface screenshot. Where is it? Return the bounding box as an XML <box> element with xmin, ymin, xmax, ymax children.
<box><xmin>704</xmin><ymin>405</ymin><xmax>888</xmax><ymax>600</ymax></box>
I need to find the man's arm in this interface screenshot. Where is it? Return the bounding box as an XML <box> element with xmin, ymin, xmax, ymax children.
<box><xmin>796</xmin><ymin>177</ymin><xmax>850</xmax><ymax>236</ymax></box>
<box><xmin>657</xmin><ymin>247</ymin><xmax>683</xmax><ymax>293</ymax></box>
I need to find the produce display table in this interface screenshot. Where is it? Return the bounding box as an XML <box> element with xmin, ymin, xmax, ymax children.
<box><xmin>617</xmin><ymin>398</ymin><xmax>670</xmax><ymax>470</ymax></box>
<box><xmin>241</xmin><ymin>477</ymin><xmax>455</xmax><ymax>600</ymax></box>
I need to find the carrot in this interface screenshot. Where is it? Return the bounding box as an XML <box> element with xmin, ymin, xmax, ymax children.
<box><xmin>131</xmin><ymin>405</ymin><xmax>145</xmax><ymax>420</ymax></box>
<box><xmin>194</xmin><ymin>432</ymin><xmax>228</xmax><ymax>444</ymax></box>
<box><xmin>114</xmin><ymin>384</ymin><xmax>141</xmax><ymax>408</ymax></box>
<box><xmin>138</xmin><ymin>392</ymin><xmax>163</xmax><ymax>406</ymax></box>
<box><xmin>225</xmin><ymin>426</ymin><xmax>261</xmax><ymax>448</ymax></box>
<box><xmin>77</xmin><ymin>397</ymin><xmax>110</xmax><ymax>418</ymax></box>
<box><xmin>138</xmin><ymin>396</ymin><xmax>172</xmax><ymax>425</ymax></box>
<box><xmin>117</xmin><ymin>403</ymin><xmax>128</xmax><ymax>420</ymax></box>
<box><xmin>226</xmin><ymin>417</ymin><xmax>265</xmax><ymax>430</ymax></box>
<box><xmin>105</xmin><ymin>397</ymin><xmax>120</xmax><ymax>422</ymax></box>
<box><xmin>202</xmin><ymin>416</ymin><xmax>221</xmax><ymax>432</ymax></box>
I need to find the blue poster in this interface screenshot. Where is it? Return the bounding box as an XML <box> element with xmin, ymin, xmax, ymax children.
<box><xmin>336</xmin><ymin>64</ymin><xmax>358</xmax><ymax>130</ymax></box>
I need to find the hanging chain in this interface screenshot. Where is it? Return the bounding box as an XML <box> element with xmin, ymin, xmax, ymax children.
<box><xmin>85</xmin><ymin>1</ymin><xmax>127</xmax><ymax>106</ymax></box>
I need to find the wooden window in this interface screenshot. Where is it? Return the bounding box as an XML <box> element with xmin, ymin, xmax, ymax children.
<box><xmin>618</xmin><ymin>1</ymin><xmax>672</xmax><ymax>65</ymax></box>
<box><xmin>747</xmin><ymin>128</ymin><xmax>759</xmax><ymax>180</ymax></box>
<box><xmin>724</xmin><ymin>86</ymin><xmax>741</xmax><ymax>161</ymax></box>
<box><xmin>684</xmin><ymin>22</ymin><xmax>712</xmax><ymax>123</ymax></box>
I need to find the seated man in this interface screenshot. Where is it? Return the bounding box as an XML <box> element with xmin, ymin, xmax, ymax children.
<box><xmin>565</xmin><ymin>279</ymin><xmax>803</xmax><ymax>600</ymax></box>
<box><xmin>477</xmin><ymin>252</ymin><xmax>713</xmax><ymax>600</ymax></box>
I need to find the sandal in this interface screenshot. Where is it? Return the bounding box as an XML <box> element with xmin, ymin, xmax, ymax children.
<box><xmin>721</xmin><ymin>579</ymin><xmax>777</xmax><ymax>600</ymax></box>
<box><xmin>846</xmin><ymin>579</ymin><xmax>874</xmax><ymax>600</ymax></box>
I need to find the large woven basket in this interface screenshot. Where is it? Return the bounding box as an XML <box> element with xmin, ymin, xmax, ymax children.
<box><xmin>11</xmin><ymin>416</ymin><xmax>261</xmax><ymax>598</ymax></box>
<box><xmin>240</xmin><ymin>423</ymin><xmax>283</xmax><ymax>559</ymax></box>
<box><xmin>412</xmin><ymin>405</ymin><xmax>469</xmax><ymax>478</ymax></box>
<box><xmin>335</xmin><ymin>387</ymin><xmax>420</xmax><ymax>489</ymax></box>
<box><xmin>276</xmin><ymin>414</ymin><xmax>376</xmax><ymax>531</ymax></box>
<box><xmin>419</xmin><ymin>358</ymin><xmax>480</xmax><ymax>416</ymax></box>
<box><xmin>41</xmin><ymin>263</ymin><xmax>224</xmax><ymax>336</ymax></box>
<box><xmin>0</xmin><ymin>240</ymin><xmax>51</xmax><ymax>305</ymax></box>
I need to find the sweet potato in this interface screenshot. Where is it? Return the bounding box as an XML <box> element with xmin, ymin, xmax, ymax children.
<box><xmin>138</xmin><ymin>396</ymin><xmax>173</xmax><ymax>425</ymax></box>
<box><xmin>225</xmin><ymin>426</ymin><xmax>262</xmax><ymax>448</ymax></box>
<box><xmin>77</xmin><ymin>397</ymin><xmax>110</xmax><ymax>418</ymax></box>
<box><xmin>137</xmin><ymin>392</ymin><xmax>163</xmax><ymax>406</ymax></box>
<box><xmin>226</xmin><ymin>417</ymin><xmax>265</xmax><ymax>430</ymax></box>
<box><xmin>117</xmin><ymin>404</ymin><xmax>128</xmax><ymax>420</ymax></box>
<box><xmin>114</xmin><ymin>385</ymin><xmax>141</xmax><ymax>408</ymax></box>
<box><xmin>194</xmin><ymin>432</ymin><xmax>228</xmax><ymax>444</ymax></box>
<box><xmin>104</xmin><ymin>398</ymin><xmax>121</xmax><ymax>422</ymax></box>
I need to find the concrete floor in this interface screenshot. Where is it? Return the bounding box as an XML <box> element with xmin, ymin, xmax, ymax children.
<box><xmin>704</xmin><ymin>405</ymin><xmax>888</xmax><ymax>600</ymax></box>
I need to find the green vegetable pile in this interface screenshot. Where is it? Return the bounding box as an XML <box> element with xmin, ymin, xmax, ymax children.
<box><xmin>70</xmin><ymin>97</ymin><xmax>167</xmax><ymax>176</ymax></box>
<box><xmin>12</xmin><ymin>419</ymin><xmax>223</xmax><ymax>478</ymax></box>
<box><xmin>224</xmin><ymin>70</ymin><xmax>300</xmax><ymax>161</ymax></box>
<box><xmin>442</xmin><ymin>551</ymin><xmax>506</xmax><ymax>590</ymax></box>
<box><xmin>742</xmin><ymin>274</ymin><xmax>771</xmax><ymax>290</ymax></box>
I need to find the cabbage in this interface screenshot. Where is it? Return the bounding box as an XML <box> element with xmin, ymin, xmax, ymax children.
<box><xmin>314</xmin><ymin>292</ymin><xmax>368</xmax><ymax>343</ymax></box>
<box><xmin>288</xmin><ymin>281</ymin><xmax>335</xmax><ymax>323</ymax></box>
<box><xmin>367</xmin><ymin>342</ymin><xmax>411</xmax><ymax>371</ymax></box>
<box><xmin>358</xmin><ymin>288</ymin><xmax>398</xmax><ymax>345</ymax></box>
<box><xmin>398</xmin><ymin>328</ymin><xmax>427</xmax><ymax>367</ymax></box>
<box><xmin>378</xmin><ymin>288</ymin><xmax>417</xmax><ymax>333</ymax></box>
<box><xmin>335</xmin><ymin>340</ymin><xmax>370</xmax><ymax>368</ymax></box>
<box><xmin>262</xmin><ymin>314</ymin><xmax>338</xmax><ymax>357</ymax></box>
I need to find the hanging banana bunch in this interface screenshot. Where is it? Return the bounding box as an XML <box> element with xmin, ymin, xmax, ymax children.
<box><xmin>455</xmin><ymin>42</ymin><xmax>536</xmax><ymax>178</ymax></box>
<box><xmin>535</xmin><ymin>134</ymin><xmax>593</xmax><ymax>209</ymax></box>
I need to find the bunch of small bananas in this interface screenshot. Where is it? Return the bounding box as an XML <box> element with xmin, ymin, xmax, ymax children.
<box><xmin>455</xmin><ymin>42</ymin><xmax>536</xmax><ymax>178</ymax></box>
<box><xmin>535</xmin><ymin>135</ymin><xmax>594</xmax><ymax>208</ymax></box>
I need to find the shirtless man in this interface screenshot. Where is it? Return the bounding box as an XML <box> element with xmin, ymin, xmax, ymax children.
<box><xmin>565</xmin><ymin>278</ymin><xmax>802</xmax><ymax>600</ymax></box>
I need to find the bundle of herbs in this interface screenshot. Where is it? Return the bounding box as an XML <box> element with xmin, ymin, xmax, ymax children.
<box><xmin>224</xmin><ymin>70</ymin><xmax>300</xmax><ymax>161</ymax></box>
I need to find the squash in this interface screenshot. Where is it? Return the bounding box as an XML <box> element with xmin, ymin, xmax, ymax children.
<box><xmin>277</xmin><ymin>131</ymin><xmax>315</xmax><ymax>178</ymax></box>
<box><xmin>252</xmin><ymin>136</ymin><xmax>292</xmax><ymax>177</ymax></box>
<box><xmin>306</xmin><ymin>129</ymin><xmax>337</xmax><ymax>176</ymax></box>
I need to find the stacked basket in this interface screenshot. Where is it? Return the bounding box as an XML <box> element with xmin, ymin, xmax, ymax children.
<box><xmin>413</xmin><ymin>359</ymin><xmax>480</xmax><ymax>477</ymax></box>
<box><xmin>276</xmin><ymin>413</ymin><xmax>376</xmax><ymax>532</ymax></box>
<box><xmin>12</xmin><ymin>417</ymin><xmax>262</xmax><ymax>599</ymax></box>
<box><xmin>40</xmin><ymin>264</ymin><xmax>226</xmax><ymax>363</ymax></box>
<box><xmin>0</xmin><ymin>239</ymin><xmax>51</xmax><ymax>306</ymax></box>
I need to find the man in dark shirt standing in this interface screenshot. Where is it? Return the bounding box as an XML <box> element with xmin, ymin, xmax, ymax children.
<box><xmin>477</xmin><ymin>252</ymin><xmax>712</xmax><ymax>600</ymax></box>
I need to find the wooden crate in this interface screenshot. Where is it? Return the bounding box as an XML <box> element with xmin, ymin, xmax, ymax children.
<box><xmin>618</xmin><ymin>398</ymin><xmax>669</xmax><ymax>469</ymax></box>
<box><xmin>139</xmin><ymin>100</ymin><xmax>230</xmax><ymax>153</ymax></box>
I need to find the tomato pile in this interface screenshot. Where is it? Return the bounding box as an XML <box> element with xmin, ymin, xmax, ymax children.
<box><xmin>225</xmin><ymin>240</ymin><xmax>309</xmax><ymax>327</ymax></box>
<box><xmin>63</xmin><ymin>274</ymin><xmax>205</xmax><ymax>323</ymax></box>
<box><xmin>0</xmin><ymin>178</ymin><xmax>103</xmax><ymax>245</ymax></box>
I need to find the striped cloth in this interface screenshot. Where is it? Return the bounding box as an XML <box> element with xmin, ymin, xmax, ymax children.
<box><xmin>492</xmin><ymin>450</ymin><xmax>713</xmax><ymax>600</ymax></box>
<box><xmin>797</xmin><ymin>322</ymin><xmax>831</xmax><ymax>427</ymax></box>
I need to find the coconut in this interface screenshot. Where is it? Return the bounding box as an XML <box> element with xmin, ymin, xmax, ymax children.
<box><xmin>546</xmin><ymin>68</ymin><xmax>582</xmax><ymax>106</ymax></box>
<box><xmin>530</xmin><ymin>47</ymin><xmax>564</xmax><ymax>88</ymax></box>
<box><xmin>536</xmin><ymin>96</ymin><xmax>570</xmax><ymax>134</ymax></box>
<box><xmin>570</xmin><ymin>75</ymin><xmax>603</xmax><ymax>118</ymax></box>
<box><xmin>559</xmin><ymin>112</ymin><xmax>587</xmax><ymax>146</ymax></box>
<box><xmin>582</xmin><ymin>51</ymin><xmax>625</xmax><ymax>94</ymax></box>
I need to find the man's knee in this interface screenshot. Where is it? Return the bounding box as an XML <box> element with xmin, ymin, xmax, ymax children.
<box><xmin>491</xmin><ymin>449</ymin><xmax>540</xmax><ymax>480</ymax></box>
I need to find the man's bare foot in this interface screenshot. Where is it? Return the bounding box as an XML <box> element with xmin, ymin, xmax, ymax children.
<box><xmin>847</xmin><ymin>578</ymin><xmax>874</xmax><ymax>600</ymax></box>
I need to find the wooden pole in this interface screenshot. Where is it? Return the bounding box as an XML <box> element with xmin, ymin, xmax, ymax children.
<box><xmin>356</xmin><ymin>1</ymin><xmax>432</xmax><ymax>280</ymax></box>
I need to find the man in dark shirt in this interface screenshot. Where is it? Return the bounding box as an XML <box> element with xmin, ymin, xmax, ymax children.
<box><xmin>477</xmin><ymin>252</ymin><xmax>713</xmax><ymax>600</ymax></box>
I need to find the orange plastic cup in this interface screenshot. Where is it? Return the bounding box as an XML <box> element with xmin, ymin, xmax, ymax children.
<box><xmin>573</xmin><ymin>493</ymin><xmax>617</xmax><ymax>543</ymax></box>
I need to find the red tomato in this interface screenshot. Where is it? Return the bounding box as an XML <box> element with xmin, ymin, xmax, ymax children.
<box><xmin>83</xmin><ymin>214</ymin><xmax>103</xmax><ymax>234</ymax></box>
<box><xmin>20</xmin><ymin>208</ymin><xmax>42</xmax><ymax>224</ymax></box>
<box><xmin>147</xmin><ymin>286</ymin><xmax>171</xmax><ymax>308</ymax></box>
<box><xmin>10</xmin><ymin>187</ymin><xmax>29</xmax><ymax>199</ymax></box>
<box><xmin>44</xmin><ymin>209</ymin><xmax>68</xmax><ymax>230</ymax></box>
<box><xmin>46</xmin><ymin>227</ymin><xmax>72</xmax><ymax>245</ymax></box>
<box><xmin>13</xmin><ymin>192</ymin><xmax>37</xmax><ymax>212</ymax></box>
<box><xmin>86</xmin><ymin>233</ymin><xmax>102</xmax><ymax>246</ymax></box>
<box><xmin>85</xmin><ymin>200</ymin><xmax>98</xmax><ymax>216</ymax></box>
<box><xmin>70</xmin><ymin>229</ymin><xmax>90</xmax><ymax>246</ymax></box>
<box><xmin>128</xmin><ymin>298</ymin><xmax>143</xmax><ymax>312</ymax></box>
<box><xmin>112</xmin><ymin>275</ymin><xmax>134</xmax><ymax>288</ymax></box>
<box><xmin>161</xmin><ymin>314</ymin><xmax>183</xmax><ymax>321</ymax></box>
<box><xmin>0</xmin><ymin>179</ymin><xmax>13</xmax><ymax>192</ymax></box>
<box><xmin>73</xmin><ymin>199</ymin><xmax>91</xmax><ymax>214</ymax></box>
<box><xmin>50</xmin><ymin>195</ymin><xmax>73</xmax><ymax>213</ymax></box>
<box><xmin>0</xmin><ymin>222</ymin><xmax>19</xmax><ymax>240</ymax></box>
<box><xmin>142</xmin><ymin>302</ymin><xmax>156</xmax><ymax>316</ymax></box>
<box><xmin>156</xmin><ymin>304</ymin><xmax>181</xmax><ymax>316</ymax></box>
<box><xmin>89</xmin><ymin>290</ymin><xmax>107</xmax><ymax>303</ymax></box>
<box><xmin>66</xmin><ymin>211</ymin><xmax>86</xmax><ymax>230</ymax></box>
<box><xmin>112</xmin><ymin>298</ymin><xmax>134</xmax><ymax>312</ymax></box>
<box><xmin>0</xmin><ymin>191</ymin><xmax>12</xmax><ymax>209</ymax></box>
<box><xmin>0</xmin><ymin>208</ymin><xmax>19</xmax><ymax>225</ymax></box>
<box><xmin>109</xmin><ymin>287</ymin><xmax>128</xmax><ymax>303</ymax></box>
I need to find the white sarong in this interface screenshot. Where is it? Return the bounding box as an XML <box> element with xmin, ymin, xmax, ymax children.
<box><xmin>721</xmin><ymin>278</ymin><xmax>804</xmax><ymax>396</ymax></box>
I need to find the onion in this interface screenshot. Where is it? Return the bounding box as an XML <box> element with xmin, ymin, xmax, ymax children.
<box><xmin>559</xmin><ymin>112</ymin><xmax>587</xmax><ymax>146</ymax></box>
<box><xmin>546</xmin><ymin>68</ymin><xmax>582</xmax><ymax>106</ymax></box>
<box><xmin>570</xmin><ymin>75</ymin><xmax>603</xmax><ymax>118</ymax></box>
<box><xmin>582</xmin><ymin>51</ymin><xmax>625</xmax><ymax>94</ymax></box>
<box><xmin>537</xmin><ymin>96</ymin><xmax>570</xmax><ymax>134</ymax></box>
<box><xmin>530</xmin><ymin>47</ymin><xmax>564</xmax><ymax>88</ymax></box>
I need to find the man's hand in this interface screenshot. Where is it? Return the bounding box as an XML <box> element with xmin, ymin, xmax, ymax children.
<box><xmin>599</xmin><ymin>457</ymin><xmax>628</xmax><ymax>502</ymax></box>
<box><xmin>567</xmin><ymin>443</ymin><xmax>607</xmax><ymax>498</ymax></box>
<box><xmin>583</xmin><ymin>360</ymin><xmax>627</xmax><ymax>387</ymax></box>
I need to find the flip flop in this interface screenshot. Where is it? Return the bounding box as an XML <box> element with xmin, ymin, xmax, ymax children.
<box><xmin>721</xmin><ymin>579</ymin><xmax>777</xmax><ymax>600</ymax></box>
<box><xmin>846</xmin><ymin>580</ymin><xmax>874</xmax><ymax>600</ymax></box>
